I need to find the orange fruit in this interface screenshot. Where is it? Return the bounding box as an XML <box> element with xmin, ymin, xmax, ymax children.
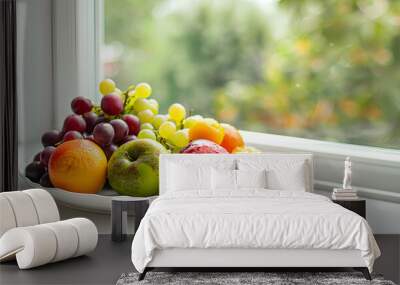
<box><xmin>49</xmin><ymin>140</ymin><xmax>107</xmax><ymax>194</ymax></box>
<box><xmin>220</xmin><ymin>123</ymin><xmax>244</xmax><ymax>153</ymax></box>
<box><xmin>189</xmin><ymin>120</ymin><xmax>224</xmax><ymax>145</ymax></box>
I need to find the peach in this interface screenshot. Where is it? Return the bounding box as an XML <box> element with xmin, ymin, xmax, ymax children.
<box><xmin>49</xmin><ymin>140</ymin><xmax>107</xmax><ymax>194</ymax></box>
<box><xmin>189</xmin><ymin>120</ymin><xmax>224</xmax><ymax>145</ymax></box>
<box><xmin>220</xmin><ymin>124</ymin><xmax>244</xmax><ymax>153</ymax></box>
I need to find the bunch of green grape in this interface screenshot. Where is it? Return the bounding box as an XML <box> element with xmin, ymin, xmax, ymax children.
<box><xmin>99</xmin><ymin>79</ymin><xmax>203</xmax><ymax>152</ymax></box>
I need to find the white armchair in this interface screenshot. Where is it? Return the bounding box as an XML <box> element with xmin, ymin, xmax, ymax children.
<box><xmin>0</xmin><ymin>189</ymin><xmax>98</xmax><ymax>269</ymax></box>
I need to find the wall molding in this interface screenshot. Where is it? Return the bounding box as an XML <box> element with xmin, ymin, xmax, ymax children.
<box><xmin>315</xmin><ymin>180</ymin><xmax>400</xmax><ymax>204</ymax></box>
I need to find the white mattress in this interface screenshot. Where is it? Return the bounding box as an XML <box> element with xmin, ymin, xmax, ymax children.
<box><xmin>131</xmin><ymin>190</ymin><xmax>380</xmax><ymax>273</ymax></box>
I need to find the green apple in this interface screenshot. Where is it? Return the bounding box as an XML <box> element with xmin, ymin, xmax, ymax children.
<box><xmin>108</xmin><ymin>139</ymin><xmax>168</xmax><ymax>196</ymax></box>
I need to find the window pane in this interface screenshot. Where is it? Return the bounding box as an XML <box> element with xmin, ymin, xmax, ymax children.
<box><xmin>103</xmin><ymin>0</ymin><xmax>400</xmax><ymax>149</ymax></box>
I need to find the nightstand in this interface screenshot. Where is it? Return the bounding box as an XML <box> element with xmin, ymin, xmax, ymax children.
<box><xmin>111</xmin><ymin>196</ymin><xmax>156</xmax><ymax>242</ymax></box>
<box><xmin>332</xmin><ymin>199</ymin><xmax>366</xmax><ymax>219</ymax></box>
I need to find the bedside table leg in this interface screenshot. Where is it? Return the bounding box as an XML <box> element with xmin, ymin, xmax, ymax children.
<box><xmin>133</xmin><ymin>200</ymin><xmax>149</xmax><ymax>233</ymax></box>
<box><xmin>112</xmin><ymin>200</ymin><xmax>128</xmax><ymax>242</ymax></box>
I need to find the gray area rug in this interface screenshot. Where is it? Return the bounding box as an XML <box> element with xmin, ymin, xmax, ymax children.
<box><xmin>116</xmin><ymin>272</ymin><xmax>395</xmax><ymax>285</ymax></box>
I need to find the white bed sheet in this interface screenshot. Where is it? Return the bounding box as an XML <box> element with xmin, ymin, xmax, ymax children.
<box><xmin>131</xmin><ymin>190</ymin><xmax>380</xmax><ymax>273</ymax></box>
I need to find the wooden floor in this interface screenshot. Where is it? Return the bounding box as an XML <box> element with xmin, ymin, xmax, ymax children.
<box><xmin>0</xmin><ymin>235</ymin><xmax>398</xmax><ymax>285</ymax></box>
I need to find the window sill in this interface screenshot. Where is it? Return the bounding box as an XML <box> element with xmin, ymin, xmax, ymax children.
<box><xmin>241</xmin><ymin>131</ymin><xmax>400</xmax><ymax>165</ymax></box>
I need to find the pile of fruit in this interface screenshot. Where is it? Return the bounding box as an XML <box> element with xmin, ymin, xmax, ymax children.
<box><xmin>25</xmin><ymin>79</ymin><xmax>257</xmax><ymax>196</ymax></box>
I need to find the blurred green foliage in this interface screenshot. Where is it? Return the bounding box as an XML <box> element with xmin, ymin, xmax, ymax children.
<box><xmin>104</xmin><ymin>0</ymin><xmax>400</xmax><ymax>148</ymax></box>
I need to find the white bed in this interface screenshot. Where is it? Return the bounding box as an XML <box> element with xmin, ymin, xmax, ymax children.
<box><xmin>131</xmin><ymin>154</ymin><xmax>380</xmax><ymax>280</ymax></box>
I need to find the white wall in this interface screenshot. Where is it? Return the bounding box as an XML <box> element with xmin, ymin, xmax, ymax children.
<box><xmin>365</xmin><ymin>199</ymin><xmax>400</xmax><ymax>234</ymax></box>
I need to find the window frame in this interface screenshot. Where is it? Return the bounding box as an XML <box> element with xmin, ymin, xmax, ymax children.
<box><xmin>53</xmin><ymin>0</ymin><xmax>400</xmax><ymax>204</ymax></box>
<box><xmin>52</xmin><ymin>0</ymin><xmax>102</xmax><ymax>127</ymax></box>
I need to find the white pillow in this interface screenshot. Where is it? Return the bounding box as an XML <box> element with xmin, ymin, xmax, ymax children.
<box><xmin>212</xmin><ymin>168</ymin><xmax>237</xmax><ymax>190</ymax></box>
<box><xmin>238</xmin><ymin>158</ymin><xmax>309</xmax><ymax>192</ymax></box>
<box><xmin>268</xmin><ymin>161</ymin><xmax>308</xmax><ymax>191</ymax></box>
<box><xmin>236</xmin><ymin>169</ymin><xmax>267</xmax><ymax>189</ymax></box>
<box><xmin>167</xmin><ymin>163</ymin><xmax>212</xmax><ymax>191</ymax></box>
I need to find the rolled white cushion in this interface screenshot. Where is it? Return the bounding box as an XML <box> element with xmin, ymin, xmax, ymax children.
<box><xmin>64</xmin><ymin>218</ymin><xmax>98</xmax><ymax>257</ymax></box>
<box><xmin>0</xmin><ymin>226</ymin><xmax>57</xmax><ymax>269</ymax></box>
<box><xmin>23</xmin><ymin>189</ymin><xmax>59</xmax><ymax>223</ymax></box>
<box><xmin>1</xmin><ymin>192</ymin><xmax>39</xmax><ymax>227</ymax></box>
<box><xmin>42</xmin><ymin>221</ymin><xmax>79</xmax><ymax>262</ymax></box>
<box><xmin>0</xmin><ymin>196</ymin><xmax>17</xmax><ymax>237</ymax></box>
<box><xmin>0</xmin><ymin>218</ymin><xmax>98</xmax><ymax>269</ymax></box>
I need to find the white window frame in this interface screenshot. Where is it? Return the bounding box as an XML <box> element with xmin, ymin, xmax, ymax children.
<box><xmin>52</xmin><ymin>0</ymin><xmax>102</xmax><ymax>127</ymax></box>
<box><xmin>52</xmin><ymin>0</ymin><xmax>400</xmax><ymax>205</ymax></box>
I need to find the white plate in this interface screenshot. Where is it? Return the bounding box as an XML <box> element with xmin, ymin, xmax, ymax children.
<box><xmin>23</xmin><ymin>176</ymin><xmax>118</xmax><ymax>213</ymax></box>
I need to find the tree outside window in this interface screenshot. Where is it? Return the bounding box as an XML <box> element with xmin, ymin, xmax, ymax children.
<box><xmin>103</xmin><ymin>0</ymin><xmax>400</xmax><ymax>149</ymax></box>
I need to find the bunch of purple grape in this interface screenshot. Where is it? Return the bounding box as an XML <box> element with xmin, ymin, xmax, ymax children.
<box><xmin>25</xmin><ymin>93</ymin><xmax>141</xmax><ymax>187</ymax></box>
